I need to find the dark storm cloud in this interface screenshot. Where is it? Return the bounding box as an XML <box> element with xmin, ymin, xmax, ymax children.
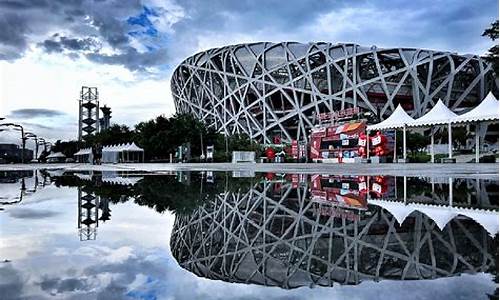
<box><xmin>0</xmin><ymin>0</ymin><xmax>166</xmax><ymax>74</ymax></box>
<box><xmin>8</xmin><ymin>108</ymin><xmax>67</xmax><ymax>119</ymax></box>
<box><xmin>0</xmin><ymin>0</ymin><xmax>497</xmax><ymax>75</ymax></box>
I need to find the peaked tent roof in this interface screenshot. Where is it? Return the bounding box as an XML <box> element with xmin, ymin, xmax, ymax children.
<box><xmin>407</xmin><ymin>99</ymin><xmax>458</xmax><ymax>127</ymax></box>
<box><xmin>124</xmin><ymin>142</ymin><xmax>144</xmax><ymax>152</ymax></box>
<box><xmin>451</xmin><ymin>92</ymin><xmax>499</xmax><ymax>124</ymax></box>
<box><xmin>369</xmin><ymin>199</ymin><xmax>499</xmax><ymax>236</ymax></box>
<box><xmin>74</xmin><ymin>148</ymin><xmax>92</xmax><ymax>156</ymax></box>
<box><xmin>367</xmin><ymin>104</ymin><xmax>415</xmax><ymax>130</ymax></box>
<box><xmin>102</xmin><ymin>142</ymin><xmax>144</xmax><ymax>152</ymax></box>
<box><xmin>46</xmin><ymin>152</ymin><xmax>66</xmax><ymax>158</ymax></box>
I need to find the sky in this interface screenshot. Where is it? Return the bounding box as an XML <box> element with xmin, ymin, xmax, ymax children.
<box><xmin>0</xmin><ymin>0</ymin><xmax>498</xmax><ymax>146</ymax></box>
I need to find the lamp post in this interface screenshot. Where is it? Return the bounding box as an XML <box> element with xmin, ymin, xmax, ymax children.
<box><xmin>0</xmin><ymin>123</ymin><xmax>25</xmax><ymax>163</ymax></box>
<box><xmin>25</xmin><ymin>132</ymin><xmax>38</xmax><ymax>162</ymax></box>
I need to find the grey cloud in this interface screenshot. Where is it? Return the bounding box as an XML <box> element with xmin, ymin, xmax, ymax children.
<box><xmin>86</xmin><ymin>47</ymin><xmax>169</xmax><ymax>72</ymax></box>
<box><xmin>39</xmin><ymin>36</ymin><xmax>101</xmax><ymax>53</ymax></box>
<box><xmin>40</xmin><ymin>277</ymin><xmax>90</xmax><ymax>293</ymax></box>
<box><xmin>0</xmin><ymin>0</ymin><xmax>166</xmax><ymax>74</ymax></box>
<box><xmin>0</xmin><ymin>0</ymin><xmax>497</xmax><ymax>77</ymax></box>
<box><xmin>0</xmin><ymin>13</ymin><xmax>30</xmax><ymax>60</ymax></box>
<box><xmin>0</xmin><ymin>264</ymin><xmax>24</xmax><ymax>300</ymax></box>
<box><xmin>9</xmin><ymin>208</ymin><xmax>60</xmax><ymax>219</ymax></box>
<box><xmin>8</xmin><ymin>108</ymin><xmax>67</xmax><ymax>119</ymax></box>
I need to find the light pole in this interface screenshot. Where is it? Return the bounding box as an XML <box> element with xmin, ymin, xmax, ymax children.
<box><xmin>0</xmin><ymin>123</ymin><xmax>25</xmax><ymax>163</ymax></box>
<box><xmin>25</xmin><ymin>132</ymin><xmax>38</xmax><ymax>162</ymax></box>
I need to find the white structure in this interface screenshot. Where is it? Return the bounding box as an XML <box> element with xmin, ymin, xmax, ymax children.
<box><xmin>172</xmin><ymin>42</ymin><xmax>497</xmax><ymax>144</ymax></box>
<box><xmin>102</xmin><ymin>143</ymin><xmax>144</xmax><ymax>163</ymax></box>
<box><xmin>231</xmin><ymin>151</ymin><xmax>255</xmax><ymax>163</ymax></box>
<box><xmin>367</xmin><ymin>93</ymin><xmax>499</xmax><ymax>163</ymax></box>
<box><xmin>46</xmin><ymin>152</ymin><xmax>66</xmax><ymax>163</ymax></box>
<box><xmin>407</xmin><ymin>99</ymin><xmax>458</xmax><ymax>161</ymax></box>
<box><xmin>367</xmin><ymin>104</ymin><xmax>415</xmax><ymax>161</ymax></box>
<box><xmin>451</xmin><ymin>92</ymin><xmax>500</xmax><ymax>162</ymax></box>
<box><xmin>74</xmin><ymin>147</ymin><xmax>93</xmax><ymax>163</ymax></box>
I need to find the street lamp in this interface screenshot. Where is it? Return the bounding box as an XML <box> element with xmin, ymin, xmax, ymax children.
<box><xmin>0</xmin><ymin>123</ymin><xmax>25</xmax><ymax>163</ymax></box>
<box><xmin>25</xmin><ymin>132</ymin><xmax>38</xmax><ymax>162</ymax></box>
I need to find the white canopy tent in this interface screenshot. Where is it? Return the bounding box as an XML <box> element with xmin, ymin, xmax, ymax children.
<box><xmin>407</xmin><ymin>99</ymin><xmax>458</xmax><ymax>162</ymax></box>
<box><xmin>367</xmin><ymin>104</ymin><xmax>415</xmax><ymax>161</ymax></box>
<box><xmin>46</xmin><ymin>152</ymin><xmax>66</xmax><ymax>163</ymax></box>
<box><xmin>74</xmin><ymin>147</ymin><xmax>93</xmax><ymax>163</ymax></box>
<box><xmin>369</xmin><ymin>199</ymin><xmax>499</xmax><ymax>236</ymax></box>
<box><xmin>102</xmin><ymin>143</ymin><xmax>144</xmax><ymax>163</ymax></box>
<box><xmin>450</xmin><ymin>92</ymin><xmax>499</xmax><ymax>162</ymax></box>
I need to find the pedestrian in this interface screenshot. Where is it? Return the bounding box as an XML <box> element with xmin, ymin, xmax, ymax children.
<box><xmin>91</xmin><ymin>144</ymin><xmax>97</xmax><ymax>165</ymax></box>
<box><xmin>96</xmin><ymin>143</ymin><xmax>102</xmax><ymax>165</ymax></box>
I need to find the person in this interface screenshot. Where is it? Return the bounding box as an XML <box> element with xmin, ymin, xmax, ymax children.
<box><xmin>96</xmin><ymin>143</ymin><xmax>102</xmax><ymax>165</ymax></box>
<box><xmin>91</xmin><ymin>144</ymin><xmax>97</xmax><ymax>165</ymax></box>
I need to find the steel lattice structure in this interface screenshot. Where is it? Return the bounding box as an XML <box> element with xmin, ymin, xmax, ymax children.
<box><xmin>171</xmin><ymin>42</ymin><xmax>498</xmax><ymax>143</ymax></box>
<box><xmin>170</xmin><ymin>180</ymin><xmax>496</xmax><ymax>288</ymax></box>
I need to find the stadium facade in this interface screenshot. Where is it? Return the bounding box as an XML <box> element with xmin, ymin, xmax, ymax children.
<box><xmin>171</xmin><ymin>42</ymin><xmax>498</xmax><ymax>143</ymax></box>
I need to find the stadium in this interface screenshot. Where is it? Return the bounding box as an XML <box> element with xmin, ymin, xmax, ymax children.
<box><xmin>171</xmin><ymin>42</ymin><xmax>498</xmax><ymax>143</ymax></box>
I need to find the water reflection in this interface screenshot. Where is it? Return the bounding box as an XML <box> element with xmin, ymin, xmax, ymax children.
<box><xmin>170</xmin><ymin>173</ymin><xmax>498</xmax><ymax>288</ymax></box>
<box><xmin>0</xmin><ymin>170</ymin><xmax>50</xmax><ymax>207</ymax></box>
<box><xmin>3</xmin><ymin>170</ymin><xmax>496</xmax><ymax>295</ymax></box>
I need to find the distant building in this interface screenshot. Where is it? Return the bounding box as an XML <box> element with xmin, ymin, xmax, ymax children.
<box><xmin>99</xmin><ymin>105</ymin><xmax>112</xmax><ymax>131</ymax></box>
<box><xmin>0</xmin><ymin>143</ymin><xmax>33</xmax><ymax>163</ymax></box>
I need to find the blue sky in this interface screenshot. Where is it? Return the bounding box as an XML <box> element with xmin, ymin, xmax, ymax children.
<box><xmin>0</xmin><ymin>0</ymin><xmax>498</xmax><ymax>144</ymax></box>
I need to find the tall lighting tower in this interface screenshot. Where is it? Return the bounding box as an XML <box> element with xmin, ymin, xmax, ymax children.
<box><xmin>78</xmin><ymin>86</ymin><xmax>100</xmax><ymax>141</ymax></box>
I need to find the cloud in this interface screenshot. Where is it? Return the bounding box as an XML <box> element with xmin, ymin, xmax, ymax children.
<box><xmin>0</xmin><ymin>0</ymin><xmax>497</xmax><ymax>76</ymax></box>
<box><xmin>39</xmin><ymin>35</ymin><xmax>102</xmax><ymax>54</ymax></box>
<box><xmin>0</xmin><ymin>0</ymin><xmax>180</xmax><ymax>75</ymax></box>
<box><xmin>8</xmin><ymin>108</ymin><xmax>67</xmax><ymax>119</ymax></box>
<box><xmin>8</xmin><ymin>208</ymin><xmax>60</xmax><ymax>219</ymax></box>
<box><xmin>0</xmin><ymin>264</ymin><xmax>24</xmax><ymax>300</ymax></box>
<box><xmin>86</xmin><ymin>46</ymin><xmax>169</xmax><ymax>72</ymax></box>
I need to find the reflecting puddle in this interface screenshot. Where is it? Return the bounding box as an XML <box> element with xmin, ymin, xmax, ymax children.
<box><xmin>0</xmin><ymin>170</ymin><xmax>498</xmax><ymax>299</ymax></box>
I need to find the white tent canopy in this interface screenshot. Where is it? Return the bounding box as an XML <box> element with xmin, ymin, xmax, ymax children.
<box><xmin>47</xmin><ymin>152</ymin><xmax>65</xmax><ymax>158</ymax></box>
<box><xmin>74</xmin><ymin>148</ymin><xmax>92</xmax><ymax>156</ymax></box>
<box><xmin>451</xmin><ymin>92</ymin><xmax>499</xmax><ymax>124</ymax></box>
<box><xmin>369</xmin><ymin>199</ymin><xmax>499</xmax><ymax>236</ymax></box>
<box><xmin>74</xmin><ymin>148</ymin><xmax>93</xmax><ymax>163</ymax></box>
<box><xmin>407</xmin><ymin>99</ymin><xmax>458</xmax><ymax>127</ymax></box>
<box><xmin>102</xmin><ymin>142</ymin><xmax>144</xmax><ymax>163</ymax></box>
<box><xmin>367</xmin><ymin>104</ymin><xmax>415</xmax><ymax>131</ymax></box>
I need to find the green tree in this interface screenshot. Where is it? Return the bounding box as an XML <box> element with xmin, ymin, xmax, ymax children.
<box><xmin>51</xmin><ymin>140</ymin><xmax>82</xmax><ymax>158</ymax></box>
<box><xmin>482</xmin><ymin>20</ymin><xmax>498</xmax><ymax>76</ymax></box>
<box><xmin>84</xmin><ymin>124</ymin><xmax>134</xmax><ymax>147</ymax></box>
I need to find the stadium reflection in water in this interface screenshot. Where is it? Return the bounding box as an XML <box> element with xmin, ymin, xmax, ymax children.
<box><xmin>1</xmin><ymin>170</ymin><xmax>497</xmax><ymax>295</ymax></box>
<box><xmin>171</xmin><ymin>173</ymin><xmax>498</xmax><ymax>288</ymax></box>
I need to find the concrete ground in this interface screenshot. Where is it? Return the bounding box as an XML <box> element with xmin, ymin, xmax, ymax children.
<box><xmin>0</xmin><ymin>162</ymin><xmax>498</xmax><ymax>179</ymax></box>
